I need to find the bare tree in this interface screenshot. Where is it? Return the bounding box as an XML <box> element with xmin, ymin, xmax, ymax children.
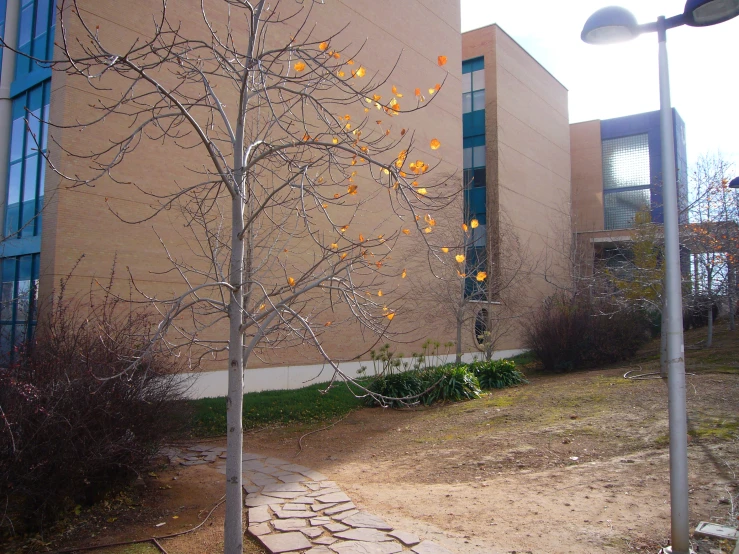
<box><xmin>45</xmin><ymin>1</ymin><xmax>455</xmax><ymax>551</ymax></box>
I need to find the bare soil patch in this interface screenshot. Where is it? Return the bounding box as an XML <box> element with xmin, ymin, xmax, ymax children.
<box><xmin>21</xmin><ymin>325</ymin><xmax>739</xmax><ymax>553</ymax></box>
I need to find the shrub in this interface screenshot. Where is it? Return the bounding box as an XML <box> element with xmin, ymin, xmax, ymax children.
<box><xmin>364</xmin><ymin>370</ymin><xmax>426</xmax><ymax>408</ymax></box>
<box><xmin>522</xmin><ymin>292</ymin><xmax>651</xmax><ymax>372</ymax></box>
<box><xmin>0</xmin><ymin>295</ymin><xmax>188</xmax><ymax>533</ymax></box>
<box><xmin>470</xmin><ymin>359</ymin><xmax>527</xmax><ymax>389</ymax></box>
<box><xmin>421</xmin><ymin>365</ymin><xmax>481</xmax><ymax>404</ymax></box>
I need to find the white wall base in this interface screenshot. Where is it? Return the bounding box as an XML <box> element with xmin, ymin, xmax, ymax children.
<box><xmin>181</xmin><ymin>349</ymin><xmax>527</xmax><ymax>399</ymax></box>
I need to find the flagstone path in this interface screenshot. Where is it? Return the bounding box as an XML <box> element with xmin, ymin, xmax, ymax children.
<box><xmin>167</xmin><ymin>445</ymin><xmax>454</xmax><ymax>554</ymax></box>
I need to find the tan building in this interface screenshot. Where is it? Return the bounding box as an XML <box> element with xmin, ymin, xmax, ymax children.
<box><xmin>461</xmin><ymin>24</ymin><xmax>572</xmax><ymax>351</ymax></box>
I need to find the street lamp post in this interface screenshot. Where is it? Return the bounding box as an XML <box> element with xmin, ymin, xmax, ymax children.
<box><xmin>581</xmin><ymin>2</ymin><xmax>739</xmax><ymax>554</ymax></box>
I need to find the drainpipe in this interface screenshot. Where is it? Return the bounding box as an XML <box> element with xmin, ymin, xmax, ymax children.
<box><xmin>0</xmin><ymin>0</ymin><xmax>20</xmax><ymax>239</ymax></box>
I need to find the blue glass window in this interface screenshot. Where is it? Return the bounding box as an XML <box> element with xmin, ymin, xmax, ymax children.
<box><xmin>602</xmin><ymin>133</ymin><xmax>651</xmax><ymax>230</ymax></box>
<box><xmin>0</xmin><ymin>0</ymin><xmax>7</xmax><ymax>77</ymax></box>
<box><xmin>5</xmin><ymin>80</ymin><xmax>50</xmax><ymax>238</ymax></box>
<box><xmin>0</xmin><ymin>253</ymin><xmax>39</xmax><ymax>359</ymax></box>
<box><xmin>15</xmin><ymin>0</ymin><xmax>55</xmax><ymax>79</ymax></box>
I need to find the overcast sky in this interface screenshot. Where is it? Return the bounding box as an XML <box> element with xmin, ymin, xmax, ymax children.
<box><xmin>460</xmin><ymin>0</ymin><xmax>739</xmax><ymax>169</ymax></box>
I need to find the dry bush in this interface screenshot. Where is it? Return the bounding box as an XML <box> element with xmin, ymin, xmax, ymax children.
<box><xmin>0</xmin><ymin>292</ymin><xmax>189</xmax><ymax>534</ymax></box>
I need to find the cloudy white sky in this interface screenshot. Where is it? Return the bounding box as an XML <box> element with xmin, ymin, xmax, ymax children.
<box><xmin>460</xmin><ymin>0</ymin><xmax>739</xmax><ymax>168</ymax></box>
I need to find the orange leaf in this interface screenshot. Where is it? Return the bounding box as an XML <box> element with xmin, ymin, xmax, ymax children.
<box><xmin>359</xmin><ymin>234</ymin><xmax>365</xmax><ymax>242</ymax></box>
<box><xmin>347</xmin><ymin>59</ymin><xmax>355</xmax><ymax>65</ymax></box>
<box><xmin>302</xmin><ymin>133</ymin><xmax>310</xmax><ymax>141</ymax></box>
<box><xmin>430</xmin><ymin>138</ymin><xmax>441</xmax><ymax>150</ymax></box>
<box><xmin>378</xmin><ymin>290</ymin><xmax>383</xmax><ymax>297</ymax></box>
<box><xmin>438</xmin><ymin>55</ymin><xmax>447</xmax><ymax>66</ymax></box>
<box><xmin>330</xmin><ymin>243</ymin><xmax>338</xmax><ymax>250</ymax></box>
<box><xmin>386</xmin><ymin>312</ymin><xmax>395</xmax><ymax>321</ymax></box>
<box><xmin>340</xmin><ymin>252</ymin><xmax>348</xmax><ymax>260</ymax></box>
<box><xmin>441</xmin><ymin>247</ymin><xmax>449</xmax><ymax>253</ymax></box>
<box><xmin>402</xmin><ymin>229</ymin><xmax>411</xmax><ymax>235</ymax></box>
<box><xmin>333</xmin><ymin>52</ymin><xmax>341</xmax><ymax>59</ymax></box>
<box><xmin>288</xmin><ymin>277</ymin><xmax>296</xmax><ymax>287</ymax></box>
<box><xmin>340</xmin><ymin>225</ymin><xmax>349</xmax><ymax>233</ymax></box>
<box><xmin>415</xmin><ymin>88</ymin><xmax>421</xmax><ymax>96</ymax></box>
<box><xmin>401</xmin><ymin>269</ymin><xmax>407</xmax><ymax>279</ymax></box>
<box><xmin>334</xmin><ymin>193</ymin><xmax>340</xmax><ymax>199</ymax></box>
<box><xmin>462</xmin><ymin>223</ymin><xmax>468</xmax><ymax>232</ymax></box>
<box><xmin>325</xmin><ymin>321</ymin><xmax>332</xmax><ymax>326</ymax></box>
<box><xmin>348</xmin><ymin>184</ymin><xmax>358</xmax><ymax>195</ymax></box>
<box><xmin>435</xmin><ymin>83</ymin><xmax>441</xmax><ymax>91</ymax></box>
<box><xmin>392</xmin><ymin>85</ymin><xmax>403</xmax><ymax>97</ymax></box>
<box><xmin>294</xmin><ymin>61</ymin><xmax>306</xmax><ymax>72</ymax></box>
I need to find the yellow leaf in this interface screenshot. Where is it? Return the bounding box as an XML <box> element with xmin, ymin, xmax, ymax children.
<box><xmin>345</xmin><ymin>123</ymin><xmax>351</xmax><ymax>130</ymax></box>
<box><xmin>428</xmin><ymin>88</ymin><xmax>436</xmax><ymax>95</ymax></box>
<box><xmin>340</xmin><ymin>252</ymin><xmax>348</xmax><ymax>259</ymax></box>
<box><xmin>430</xmin><ymin>138</ymin><xmax>441</xmax><ymax>150</ymax></box>
<box><xmin>348</xmin><ymin>184</ymin><xmax>358</xmax><ymax>195</ymax></box>
<box><xmin>462</xmin><ymin>223</ymin><xmax>468</xmax><ymax>232</ymax></box>
<box><xmin>373</xmin><ymin>94</ymin><xmax>382</xmax><ymax>102</ymax></box>
<box><xmin>476</xmin><ymin>271</ymin><xmax>487</xmax><ymax>282</ymax></box>
<box><xmin>259</xmin><ymin>303</ymin><xmax>266</xmax><ymax>311</ymax></box>
<box><xmin>417</xmin><ymin>188</ymin><xmax>427</xmax><ymax>195</ymax></box>
<box><xmin>386</xmin><ymin>312</ymin><xmax>395</xmax><ymax>321</ymax></box>
<box><xmin>401</xmin><ymin>269</ymin><xmax>407</xmax><ymax>278</ymax></box>
<box><xmin>439</xmin><ymin>247</ymin><xmax>448</xmax><ymax>254</ymax></box>
<box><xmin>424</xmin><ymin>214</ymin><xmax>436</xmax><ymax>226</ymax></box>
<box><xmin>424</xmin><ymin>227</ymin><xmax>432</xmax><ymax>234</ymax></box>
<box><xmin>330</xmin><ymin>243</ymin><xmax>338</xmax><ymax>250</ymax></box>
<box><xmin>340</xmin><ymin>225</ymin><xmax>349</xmax><ymax>233</ymax></box>
<box><xmin>332</xmin><ymin>137</ymin><xmax>339</xmax><ymax>144</ymax></box>
<box><xmin>337</xmin><ymin>70</ymin><xmax>345</xmax><ymax>77</ymax></box>
<box><xmin>294</xmin><ymin>61</ymin><xmax>306</xmax><ymax>72</ymax></box>
<box><xmin>402</xmin><ymin>229</ymin><xmax>410</xmax><ymax>235</ymax></box>
<box><xmin>378</xmin><ymin>290</ymin><xmax>383</xmax><ymax>297</ymax></box>
<box><xmin>288</xmin><ymin>277</ymin><xmax>296</xmax><ymax>287</ymax></box>
<box><xmin>356</xmin><ymin>66</ymin><xmax>366</xmax><ymax>78</ymax></box>
<box><xmin>455</xmin><ymin>254</ymin><xmax>465</xmax><ymax>263</ymax></box>
<box><xmin>382</xmin><ymin>168</ymin><xmax>390</xmax><ymax>175</ymax></box>
<box><xmin>438</xmin><ymin>55</ymin><xmax>447</xmax><ymax>66</ymax></box>
<box><xmin>319</xmin><ymin>41</ymin><xmax>329</xmax><ymax>51</ymax></box>
<box><xmin>470</xmin><ymin>219</ymin><xmax>479</xmax><ymax>229</ymax></box>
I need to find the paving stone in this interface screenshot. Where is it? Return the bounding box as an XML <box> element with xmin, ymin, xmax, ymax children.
<box><xmin>218</xmin><ymin>454</ymin><xmax>228</xmax><ymax>459</ymax></box>
<box><xmin>341</xmin><ymin>512</ymin><xmax>393</xmax><ymax>531</ymax></box>
<box><xmin>272</xmin><ymin>519</ymin><xmax>307</xmax><ymax>532</ymax></box>
<box><xmin>334</xmin><ymin>529</ymin><xmax>392</xmax><ymax>542</ymax></box>
<box><xmin>324</xmin><ymin>502</ymin><xmax>356</xmax><ymax>515</ymax></box>
<box><xmin>312</xmin><ymin>502</ymin><xmax>338</xmax><ymax>512</ymax></box>
<box><xmin>248</xmin><ymin>505</ymin><xmax>272</xmax><ymax>524</ymax></box>
<box><xmin>306</xmin><ymin>547</ymin><xmax>333</xmax><ymax>554</ymax></box>
<box><xmin>278</xmin><ymin>463</ymin><xmax>312</xmax><ymax>473</ymax></box>
<box><xmin>217</xmin><ymin>467</ymin><xmax>227</xmax><ymax>475</ymax></box>
<box><xmin>188</xmin><ymin>445</ymin><xmax>210</xmax><ymax>452</ymax></box>
<box><xmin>314</xmin><ymin>536</ymin><xmax>338</xmax><ymax>545</ymax></box>
<box><xmin>331</xmin><ymin>510</ymin><xmax>359</xmax><ymax>522</ymax></box>
<box><xmin>262</xmin><ymin>491</ymin><xmax>309</xmax><ymax>500</ymax></box>
<box><xmin>320</xmin><ymin>481</ymin><xmax>338</xmax><ymax>489</ymax></box>
<box><xmin>243</xmin><ymin>460</ymin><xmax>269</xmax><ymax>471</ymax></box>
<box><xmin>248</xmin><ymin>522</ymin><xmax>272</xmax><ymax>536</ymax></box>
<box><xmin>203</xmin><ymin>454</ymin><xmax>218</xmax><ymax>462</ymax></box>
<box><xmin>244</xmin><ymin>484</ymin><xmax>261</xmax><ymax>494</ymax></box>
<box><xmin>329</xmin><ymin>541</ymin><xmax>403</xmax><ymax>554</ymax></box>
<box><xmin>310</xmin><ymin>517</ymin><xmax>332</xmax><ymax>526</ymax></box>
<box><xmin>250</xmin><ymin>473</ymin><xmax>279</xmax><ymax>486</ymax></box>
<box><xmin>245</xmin><ymin>495</ymin><xmax>282</xmax><ymax>508</ymax></box>
<box><xmin>291</xmin><ymin>496</ymin><xmax>314</xmax><ymax>504</ymax></box>
<box><xmin>258</xmin><ymin>532</ymin><xmax>312</xmax><ymax>553</ymax></box>
<box><xmin>300</xmin><ymin>526</ymin><xmax>323</xmax><ymax>538</ymax></box>
<box><xmin>262</xmin><ymin>483</ymin><xmax>308</xmax><ymax>493</ymax></box>
<box><xmin>305</xmin><ymin>482</ymin><xmax>322</xmax><ymax>491</ymax></box>
<box><xmin>243</xmin><ymin>452</ymin><xmax>266</xmax><ymax>461</ymax></box>
<box><xmin>277</xmin><ymin>473</ymin><xmax>307</xmax><ymax>484</ymax></box>
<box><xmin>282</xmin><ymin>503</ymin><xmax>309</xmax><ymax>511</ymax></box>
<box><xmin>274</xmin><ymin>510</ymin><xmax>315</xmax><ymax>519</ymax></box>
<box><xmin>300</xmin><ymin>469</ymin><xmax>328</xmax><ymax>481</ymax></box>
<box><xmin>325</xmin><ymin>522</ymin><xmax>349</xmax><ymax>533</ymax></box>
<box><xmin>184</xmin><ymin>455</ymin><xmax>203</xmax><ymax>461</ymax></box>
<box><xmin>180</xmin><ymin>460</ymin><xmax>208</xmax><ymax>466</ymax></box>
<box><xmin>411</xmin><ymin>541</ymin><xmax>454</xmax><ymax>554</ymax></box>
<box><xmin>308</xmin><ymin>489</ymin><xmax>341</xmax><ymax>498</ymax></box>
<box><xmin>265</xmin><ymin>457</ymin><xmax>288</xmax><ymax>466</ymax></box>
<box><xmin>388</xmin><ymin>531</ymin><xmax>420</xmax><ymax>547</ymax></box>
<box><xmin>260</xmin><ymin>466</ymin><xmax>294</xmax><ymax>477</ymax></box>
<box><xmin>315</xmin><ymin>492</ymin><xmax>351</xmax><ymax>504</ymax></box>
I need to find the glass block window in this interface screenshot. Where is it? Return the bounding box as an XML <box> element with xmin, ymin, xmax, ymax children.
<box><xmin>603</xmin><ymin>134</ymin><xmax>650</xmax><ymax>189</ymax></box>
<box><xmin>14</xmin><ymin>0</ymin><xmax>56</xmax><ymax>79</ymax></box>
<box><xmin>0</xmin><ymin>253</ymin><xmax>39</xmax><ymax>359</ymax></box>
<box><xmin>5</xmin><ymin>80</ymin><xmax>50</xmax><ymax>238</ymax></box>
<box><xmin>602</xmin><ymin>133</ymin><xmax>651</xmax><ymax>230</ymax></box>
<box><xmin>604</xmin><ymin>188</ymin><xmax>651</xmax><ymax>230</ymax></box>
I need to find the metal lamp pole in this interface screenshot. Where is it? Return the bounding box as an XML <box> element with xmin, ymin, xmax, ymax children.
<box><xmin>581</xmin><ymin>3</ymin><xmax>739</xmax><ymax>553</ymax></box>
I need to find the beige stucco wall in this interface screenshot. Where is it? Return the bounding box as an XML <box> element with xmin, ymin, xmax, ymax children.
<box><xmin>40</xmin><ymin>0</ymin><xmax>463</xmax><ymax>372</ymax></box>
<box><xmin>462</xmin><ymin>25</ymin><xmax>572</xmax><ymax>352</ymax></box>
<box><xmin>570</xmin><ymin>120</ymin><xmax>605</xmax><ymax>233</ymax></box>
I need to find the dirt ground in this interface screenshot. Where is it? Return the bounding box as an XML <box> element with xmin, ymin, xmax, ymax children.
<box><xmin>40</xmin><ymin>325</ymin><xmax>739</xmax><ymax>553</ymax></box>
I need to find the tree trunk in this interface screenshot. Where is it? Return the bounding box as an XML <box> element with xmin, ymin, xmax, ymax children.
<box><xmin>455</xmin><ymin>313</ymin><xmax>462</xmax><ymax>365</ymax></box>
<box><xmin>706</xmin><ymin>302</ymin><xmax>713</xmax><ymax>348</ymax></box>
<box><xmin>225</xmin><ymin>193</ymin><xmax>246</xmax><ymax>554</ymax></box>
<box><xmin>729</xmin><ymin>262</ymin><xmax>735</xmax><ymax>332</ymax></box>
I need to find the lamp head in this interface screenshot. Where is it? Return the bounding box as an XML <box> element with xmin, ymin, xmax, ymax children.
<box><xmin>684</xmin><ymin>0</ymin><xmax>739</xmax><ymax>26</ymax></box>
<box><xmin>729</xmin><ymin>176</ymin><xmax>739</xmax><ymax>189</ymax></box>
<box><xmin>582</xmin><ymin>6</ymin><xmax>641</xmax><ymax>44</ymax></box>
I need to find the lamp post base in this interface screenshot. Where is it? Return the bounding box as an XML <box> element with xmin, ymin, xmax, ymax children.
<box><xmin>659</xmin><ymin>547</ymin><xmax>696</xmax><ymax>554</ymax></box>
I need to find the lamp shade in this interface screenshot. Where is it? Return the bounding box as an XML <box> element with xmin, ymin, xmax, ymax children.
<box><xmin>684</xmin><ymin>0</ymin><xmax>739</xmax><ymax>26</ymax></box>
<box><xmin>581</xmin><ymin>6</ymin><xmax>640</xmax><ymax>44</ymax></box>
<box><xmin>730</xmin><ymin>176</ymin><xmax>739</xmax><ymax>189</ymax></box>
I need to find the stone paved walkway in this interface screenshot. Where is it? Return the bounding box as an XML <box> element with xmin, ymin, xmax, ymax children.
<box><xmin>166</xmin><ymin>445</ymin><xmax>454</xmax><ymax>554</ymax></box>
